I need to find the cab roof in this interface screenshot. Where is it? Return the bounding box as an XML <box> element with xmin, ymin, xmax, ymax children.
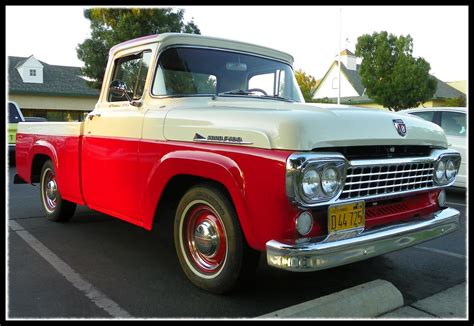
<box><xmin>109</xmin><ymin>33</ymin><xmax>294</xmax><ymax>64</ymax></box>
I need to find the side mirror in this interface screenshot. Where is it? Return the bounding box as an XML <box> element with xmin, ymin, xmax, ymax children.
<box><xmin>108</xmin><ymin>80</ymin><xmax>142</xmax><ymax>107</ymax></box>
<box><xmin>109</xmin><ymin>80</ymin><xmax>130</xmax><ymax>100</ymax></box>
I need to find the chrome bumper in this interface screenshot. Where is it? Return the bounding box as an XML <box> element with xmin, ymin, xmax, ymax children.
<box><xmin>266</xmin><ymin>207</ymin><xmax>460</xmax><ymax>271</ymax></box>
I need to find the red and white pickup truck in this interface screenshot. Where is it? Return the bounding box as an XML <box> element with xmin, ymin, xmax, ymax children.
<box><xmin>15</xmin><ymin>33</ymin><xmax>461</xmax><ymax>293</ymax></box>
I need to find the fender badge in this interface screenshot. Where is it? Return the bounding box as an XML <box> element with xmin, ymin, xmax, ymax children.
<box><xmin>193</xmin><ymin>133</ymin><xmax>253</xmax><ymax>145</ymax></box>
<box><xmin>393</xmin><ymin>119</ymin><xmax>407</xmax><ymax>137</ymax></box>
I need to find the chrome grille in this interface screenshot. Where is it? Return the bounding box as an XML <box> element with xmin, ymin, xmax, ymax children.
<box><xmin>340</xmin><ymin>162</ymin><xmax>434</xmax><ymax>200</ymax></box>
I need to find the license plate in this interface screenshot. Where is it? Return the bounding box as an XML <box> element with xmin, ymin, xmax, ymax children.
<box><xmin>328</xmin><ymin>201</ymin><xmax>365</xmax><ymax>233</ymax></box>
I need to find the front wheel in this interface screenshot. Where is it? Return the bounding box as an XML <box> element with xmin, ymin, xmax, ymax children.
<box><xmin>174</xmin><ymin>183</ymin><xmax>255</xmax><ymax>294</ymax></box>
<box><xmin>40</xmin><ymin>160</ymin><xmax>76</xmax><ymax>222</ymax></box>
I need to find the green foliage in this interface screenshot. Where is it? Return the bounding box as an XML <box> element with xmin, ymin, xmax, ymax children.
<box><xmin>76</xmin><ymin>8</ymin><xmax>200</xmax><ymax>89</ymax></box>
<box><xmin>442</xmin><ymin>96</ymin><xmax>466</xmax><ymax>107</ymax></box>
<box><xmin>312</xmin><ymin>97</ymin><xmax>332</xmax><ymax>104</ymax></box>
<box><xmin>162</xmin><ymin>70</ymin><xmax>216</xmax><ymax>95</ymax></box>
<box><xmin>355</xmin><ymin>31</ymin><xmax>436</xmax><ymax>111</ymax></box>
<box><xmin>295</xmin><ymin>69</ymin><xmax>319</xmax><ymax>102</ymax></box>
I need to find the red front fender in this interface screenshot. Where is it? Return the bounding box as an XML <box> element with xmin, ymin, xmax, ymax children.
<box><xmin>140</xmin><ymin>149</ymin><xmax>255</xmax><ymax>242</ymax></box>
<box><xmin>138</xmin><ymin>140</ymin><xmax>297</xmax><ymax>250</ymax></box>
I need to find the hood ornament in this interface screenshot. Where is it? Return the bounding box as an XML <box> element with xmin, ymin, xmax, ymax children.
<box><xmin>393</xmin><ymin>119</ymin><xmax>407</xmax><ymax>137</ymax></box>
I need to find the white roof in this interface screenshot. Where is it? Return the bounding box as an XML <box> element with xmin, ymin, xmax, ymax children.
<box><xmin>109</xmin><ymin>33</ymin><xmax>294</xmax><ymax>64</ymax></box>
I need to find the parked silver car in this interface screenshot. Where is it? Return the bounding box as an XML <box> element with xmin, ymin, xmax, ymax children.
<box><xmin>403</xmin><ymin>107</ymin><xmax>467</xmax><ymax>189</ymax></box>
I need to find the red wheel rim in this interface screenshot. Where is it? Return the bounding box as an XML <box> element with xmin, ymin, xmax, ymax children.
<box><xmin>183</xmin><ymin>203</ymin><xmax>227</xmax><ymax>275</ymax></box>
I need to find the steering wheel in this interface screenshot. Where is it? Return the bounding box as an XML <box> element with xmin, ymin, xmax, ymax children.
<box><xmin>248</xmin><ymin>88</ymin><xmax>268</xmax><ymax>96</ymax></box>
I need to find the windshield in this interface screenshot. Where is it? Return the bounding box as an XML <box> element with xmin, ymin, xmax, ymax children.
<box><xmin>152</xmin><ymin>47</ymin><xmax>304</xmax><ymax>103</ymax></box>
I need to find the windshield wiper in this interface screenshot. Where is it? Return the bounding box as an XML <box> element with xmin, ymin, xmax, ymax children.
<box><xmin>214</xmin><ymin>89</ymin><xmax>294</xmax><ymax>102</ymax></box>
<box><xmin>217</xmin><ymin>89</ymin><xmax>255</xmax><ymax>96</ymax></box>
<box><xmin>257</xmin><ymin>95</ymin><xmax>295</xmax><ymax>102</ymax></box>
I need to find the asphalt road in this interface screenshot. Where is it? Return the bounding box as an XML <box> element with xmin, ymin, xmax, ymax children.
<box><xmin>6</xmin><ymin>167</ymin><xmax>468</xmax><ymax>319</ymax></box>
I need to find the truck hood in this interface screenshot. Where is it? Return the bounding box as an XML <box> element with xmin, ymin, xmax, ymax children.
<box><xmin>163</xmin><ymin>98</ymin><xmax>448</xmax><ymax>150</ymax></box>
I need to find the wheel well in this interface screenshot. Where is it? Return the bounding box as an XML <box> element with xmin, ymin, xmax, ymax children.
<box><xmin>153</xmin><ymin>175</ymin><xmax>233</xmax><ymax>227</ymax></box>
<box><xmin>31</xmin><ymin>154</ymin><xmax>50</xmax><ymax>183</ymax></box>
<box><xmin>153</xmin><ymin>174</ymin><xmax>257</xmax><ymax>256</ymax></box>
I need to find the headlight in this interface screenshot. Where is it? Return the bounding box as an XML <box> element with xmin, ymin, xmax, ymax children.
<box><xmin>445</xmin><ymin>160</ymin><xmax>456</xmax><ymax>181</ymax></box>
<box><xmin>286</xmin><ymin>154</ymin><xmax>347</xmax><ymax>205</ymax></box>
<box><xmin>302</xmin><ymin>169</ymin><xmax>320</xmax><ymax>198</ymax></box>
<box><xmin>321</xmin><ymin>166</ymin><xmax>341</xmax><ymax>196</ymax></box>
<box><xmin>434</xmin><ymin>161</ymin><xmax>446</xmax><ymax>181</ymax></box>
<box><xmin>433</xmin><ymin>154</ymin><xmax>461</xmax><ymax>186</ymax></box>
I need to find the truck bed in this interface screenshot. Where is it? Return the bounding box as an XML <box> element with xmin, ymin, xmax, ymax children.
<box><xmin>15</xmin><ymin>121</ymin><xmax>85</xmax><ymax>205</ymax></box>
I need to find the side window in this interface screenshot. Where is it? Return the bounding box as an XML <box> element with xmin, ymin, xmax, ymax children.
<box><xmin>108</xmin><ymin>51</ymin><xmax>152</xmax><ymax>102</ymax></box>
<box><xmin>248</xmin><ymin>69</ymin><xmax>286</xmax><ymax>96</ymax></box>
<box><xmin>277</xmin><ymin>70</ymin><xmax>286</xmax><ymax>97</ymax></box>
<box><xmin>409</xmin><ymin>111</ymin><xmax>435</xmax><ymax>123</ymax></box>
<box><xmin>8</xmin><ymin>102</ymin><xmax>23</xmax><ymax>123</ymax></box>
<box><xmin>248</xmin><ymin>72</ymin><xmax>274</xmax><ymax>95</ymax></box>
<box><xmin>440</xmin><ymin>111</ymin><xmax>466</xmax><ymax>137</ymax></box>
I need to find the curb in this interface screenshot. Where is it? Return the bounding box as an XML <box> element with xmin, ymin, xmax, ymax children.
<box><xmin>379</xmin><ymin>282</ymin><xmax>467</xmax><ymax>319</ymax></box>
<box><xmin>257</xmin><ymin>279</ymin><xmax>403</xmax><ymax>319</ymax></box>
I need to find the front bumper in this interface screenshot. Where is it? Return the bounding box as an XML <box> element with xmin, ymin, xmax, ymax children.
<box><xmin>266</xmin><ymin>207</ymin><xmax>460</xmax><ymax>271</ymax></box>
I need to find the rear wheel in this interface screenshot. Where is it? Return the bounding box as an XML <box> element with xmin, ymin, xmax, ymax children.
<box><xmin>174</xmin><ymin>183</ymin><xmax>257</xmax><ymax>293</ymax></box>
<box><xmin>40</xmin><ymin>160</ymin><xmax>76</xmax><ymax>222</ymax></box>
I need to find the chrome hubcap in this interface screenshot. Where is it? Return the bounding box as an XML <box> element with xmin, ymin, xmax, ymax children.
<box><xmin>42</xmin><ymin>169</ymin><xmax>58</xmax><ymax>212</ymax></box>
<box><xmin>183</xmin><ymin>202</ymin><xmax>227</xmax><ymax>275</ymax></box>
<box><xmin>194</xmin><ymin>221</ymin><xmax>219</xmax><ymax>256</ymax></box>
<box><xmin>46</xmin><ymin>180</ymin><xmax>57</xmax><ymax>201</ymax></box>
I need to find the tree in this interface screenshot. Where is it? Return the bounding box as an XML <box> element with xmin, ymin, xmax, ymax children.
<box><xmin>295</xmin><ymin>69</ymin><xmax>320</xmax><ymax>102</ymax></box>
<box><xmin>355</xmin><ymin>31</ymin><xmax>437</xmax><ymax>111</ymax></box>
<box><xmin>76</xmin><ymin>8</ymin><xmax>200</xmax><ymax>89</ymax></box>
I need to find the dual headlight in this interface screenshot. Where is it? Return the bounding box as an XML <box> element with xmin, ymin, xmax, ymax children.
<box><xmin>433</xmin><ymin>154</ymin><xmax>461</xmax><ymax>186</ymax></box>
<box><xmin>286</xmin><ymin>150</ymin><xmax>461</xmax><ymax>207</ymax></box>
<box><xmin>287</xmin><ymin>153</ymin><xmax>347</xmax><ymax>205</ymax></box>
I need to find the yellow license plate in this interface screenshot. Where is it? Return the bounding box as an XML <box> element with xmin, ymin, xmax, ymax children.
<box><xmin>328</xmin><ymin>201</ymin><xmax>365</xmax><ymax>233</ymax></box>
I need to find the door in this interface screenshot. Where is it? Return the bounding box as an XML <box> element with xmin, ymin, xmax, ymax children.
<box><xmin>82</xmin><ymin>49</ymin><xmax>154</xmax><ymax>224</ymax></box>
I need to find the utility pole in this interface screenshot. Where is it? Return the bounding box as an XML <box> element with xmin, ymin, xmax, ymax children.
<box><xmin>337</xmin><ymin>7</ymin><xmax>342</xmax><ymax>105</ymax></box>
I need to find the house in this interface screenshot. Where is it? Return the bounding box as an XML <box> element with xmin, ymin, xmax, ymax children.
<box><xmin>312</xmin><ymin>50</ymin><xmax>466</xmax><ymax>109</ymax></box>
<box><xmin>447</xmin><ymin>80</ymin><xmax>467</xmax><ymax>94</ymax></box>
<box><xmin>8</xmin><ymin>55</ymin><xmax>99</xmax><ymax>121</ymax></box>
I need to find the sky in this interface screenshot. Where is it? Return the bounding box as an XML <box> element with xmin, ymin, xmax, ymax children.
<box><xmin>6</xmin><ymin>5</ymin><xmax>469</xmax><ymax>82</ymax></box>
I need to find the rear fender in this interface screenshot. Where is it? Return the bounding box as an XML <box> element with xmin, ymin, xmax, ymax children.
<box><xmin>26</xmin><ymin>140</ymin><xmax>59</xmax><ymax>184</ymax></box>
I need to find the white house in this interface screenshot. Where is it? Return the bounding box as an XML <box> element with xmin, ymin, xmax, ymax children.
<box><xmin>8</xmin><ymin>55</ymin><xmax>99</xmax><ymax>121</ymax></box>
<box><xmin>313</xmin><ymin>49</ymin><xmax>362</xmax><ymax>100</ymax></box>
<box><xmin>312</xmin><ymin>49</ymin><xmax>465</xmax><ymax>108</ymax></box>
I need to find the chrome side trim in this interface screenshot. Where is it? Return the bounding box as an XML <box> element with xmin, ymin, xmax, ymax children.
<box><xmin>266</xmin><ymin>207</ymin><xmax>460</xmax><ymax>272</ymax></box>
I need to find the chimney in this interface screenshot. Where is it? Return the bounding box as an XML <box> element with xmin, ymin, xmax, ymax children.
<box><xmin>340</xmin><ymin>49</ymin><xmax>357</xmax><ymax>71</ymax></box>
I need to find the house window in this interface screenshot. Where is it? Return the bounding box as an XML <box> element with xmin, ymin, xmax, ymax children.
<box><xmin>29</xmin><ymin>69</ymin><xmax>36</xmax><ymax>76</ymax></box>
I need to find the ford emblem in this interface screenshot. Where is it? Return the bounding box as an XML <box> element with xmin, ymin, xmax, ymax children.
<box><xmin>393</xmin><ymin>119</ymin><xmax>407</xmax><ymax>137</ymax></box>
